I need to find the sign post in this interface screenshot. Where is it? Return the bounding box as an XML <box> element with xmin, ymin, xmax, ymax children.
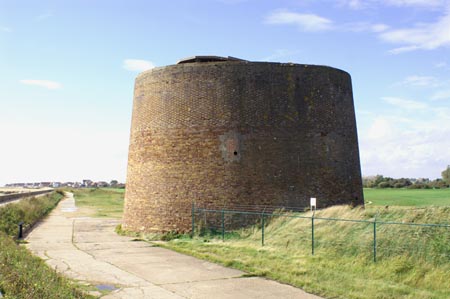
<box><xmin>310</xmin><ymin>197</ymin><xmax>316</xmax><ymax>255</ymax></box>
<box><xmin>310</xmin><ymin>197</ymin><xmax>316</xmax><ymax>212</ymax></box>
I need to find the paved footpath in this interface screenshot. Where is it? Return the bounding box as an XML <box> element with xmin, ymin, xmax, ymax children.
<box><xmin>26</xmin><ymin>193</ymin><xmax>322</xmax><ymax>299</ymax></box>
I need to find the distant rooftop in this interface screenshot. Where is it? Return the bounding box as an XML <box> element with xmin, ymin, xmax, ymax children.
<box><xmin>177</xmin><ymin>56</ymin><xmax>246</xmax><ymax>64</ymax></box>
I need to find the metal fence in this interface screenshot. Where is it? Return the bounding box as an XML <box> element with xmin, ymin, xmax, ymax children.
<box><xmin>191</xmin><ymin>203</ymin><xmax>450</xmax><ymax>263</ymax></box>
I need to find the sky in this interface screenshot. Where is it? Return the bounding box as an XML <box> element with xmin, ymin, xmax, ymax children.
<box><xmin>0</xmin><ymin>0</ymin><xmax>449</xmax><ymax>186</ymax></box>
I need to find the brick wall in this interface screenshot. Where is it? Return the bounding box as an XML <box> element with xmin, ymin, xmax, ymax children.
<box><xmin>123</xmin><ymin>61</ymin><xmax>364</xmax><ymax>233</ymax></box>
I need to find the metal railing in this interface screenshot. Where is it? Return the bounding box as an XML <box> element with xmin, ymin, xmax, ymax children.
<box><xmin>191</xmin><ymin>203</ymin><xmax>450</xmax><ymax>263</ymax></box>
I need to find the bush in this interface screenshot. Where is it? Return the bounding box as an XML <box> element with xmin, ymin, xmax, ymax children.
<box><xmin>378</xmin><ymin>182</ymin><xmax>391</xmax><ymax>188</ymax></box>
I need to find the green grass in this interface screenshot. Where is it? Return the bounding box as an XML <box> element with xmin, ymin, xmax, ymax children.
<box><xmin>0</xmin><ymin>191</ymin><xmax>63</xmax><ymax>238</ymax></box>
<box><xmin>0</xmin><ymin>192</ymin><xmax>93</xmax><ymax>299</ymax></box>
<box><xmin>364</xmin><ymin>188</ymin><xmax>450</xmax><ymax>206</ymax></box>
<box><xmin>162</xmin><ymin>205</ymin><xmax>450</xmax><ymax>299</ymax></box>
<box><xmin>71</xmin><ymin>188</ymin><xmax>124</xmax><ymax>218</ymax></box>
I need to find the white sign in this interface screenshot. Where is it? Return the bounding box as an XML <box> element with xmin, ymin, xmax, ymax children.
<box><xmin>310</xmin><ymin>197</ymin><xmax>316</xmax><ymax>207</ymax></box>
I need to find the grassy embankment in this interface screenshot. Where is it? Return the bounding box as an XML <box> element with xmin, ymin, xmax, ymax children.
<box><xmin>160</xmin><ymin>189</ymin><xmax>450</xmax><ymax>299</ymax></box>
<box><xmin>0</xmin><ymin>192</ymin><xmax>92</xmax><ymax>299</ymax></box>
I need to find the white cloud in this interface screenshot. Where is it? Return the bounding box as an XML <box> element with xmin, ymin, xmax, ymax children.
<box><xmin>359</xmin><ymin>104</ymin><xmax>450</xmax><ymax>179</ymax></box>
<box><xmin>367</xmin><ymin>117</ymin><xmax>394</xmax><ymax>139</ymax></box>
<box><xmin>379</xmin><ymin>10</ymin><xmax>450</xmax><ymax>53</ymax></box>
<box><xmin>382</xmin><ymin>96</ymin><xmax>428</xmax><ymax>109</ymax></box>
<box><xmin>1</xmin><ymin>26</ymin><xmax>12</xmax><ymax>32</ymax></box>
<box><xmin>398</xmin><ymin>75</ymin><xmax>441</xmax><ymax>87</ymax></box>
<box><xmin>123</xmin><ymin>59</ymin><xmax>155</xmax><ymax>72</ymax></box>
<box><xmin>371</xmin><ymin>23</ymin><xmax>389</xmax><ymax>32</ymax></box>
<box><xmin>20</xmin><ymin>79</ymin><xmax>62</xmax><ymax>90</ymax></box>
<box><xmin>265</xmin><ymin>10</ymin><xmax>333</xmax><ymax>32</ymax></box>
<box><xmin>431</xmin><ymin>90</ymin><xmax>450</xmax><ymax>100</ymax></box>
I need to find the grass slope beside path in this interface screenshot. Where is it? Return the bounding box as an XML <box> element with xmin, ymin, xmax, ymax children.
<box><xmin>0</xmin><ymin>192</ymin><xmax>92</xmax><ymax>299</ymax></box>
<box><xmin>162</xmin><ymin>205</ymin><xmax>450</xmax><ymax>299</ymax></box>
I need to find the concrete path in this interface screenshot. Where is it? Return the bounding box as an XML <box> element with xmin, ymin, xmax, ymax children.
<box><xmin>26</xmin><ymin>193</ymin><xmax>322</xmax><ymax>299</ymax></box>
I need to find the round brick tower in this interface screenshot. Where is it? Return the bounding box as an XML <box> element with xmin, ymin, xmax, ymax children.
<box><xmin>123</xmin><ymin>56</ymin><xmax>364</xmax><ymax>233</ymax></box>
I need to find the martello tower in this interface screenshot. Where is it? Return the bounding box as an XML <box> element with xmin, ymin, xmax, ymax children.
<box><xmin>123</xmin><ymin>56</ymin><xmax>364</xmax><ymax>233</ymax></box>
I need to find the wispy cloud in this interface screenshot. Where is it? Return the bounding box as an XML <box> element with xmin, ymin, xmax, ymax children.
<box><xmin>434</xmin><ymin>61</ymin><xmax>447</xmax><ymax>68</ymax></box>
<box><xmin>431</xmin><ymin>90</ymin><xmax>450</xmax><ymax>101</ymax></box>
<box><xmin>341</xmin><ymin>0</ymin><xmax>446</xmax><ymax>9</ymax></box>
<box><xmin>397</xmin><ymin>75</ymin><xmax>441</xmax><ymax>87</ymax></box>
<box><xmin>20</xmin><ymin>79</ymin><xmax>62</xmax><ymax>90</ymax></box>
<box><xmin>371</xmin><ymin>23</ymin><xmax>389</xmax><ymax>32</ymax></box>
<box><xmin>36</xmin><ymin>12</ymin><xmax>53</xmax><ymax>21</ymax></box>
<box><xmin>123</xmin><ymin>59</ymin><xmax>155</xmax><ymax>72</ymax></box>
<box><xmin>339</xmin><ymin>0</ymin><xmax>368</xmax><ymax>9</ymax></box>
<box><xmin>261</xmin><ymin>49</ymin><xmax>299</xmax><ymax>61</ymax></box>
<box><xmin>379</xmin><ymin>9</ymin><xmax>450</xmax><ymax>54</ymax></box>
<box><xmin>384</xmin><ymin>0</ymin><xmax>446</xmax><ymax>8</ymax></box>
<box><xmin>265</xmin><ymin>10</ymin><xmax>333</xmax><ymax>32</ymax></box>
<box><xmin>382</xmin><ymin>96</ymin><xmax>428</xmax><ymax>109</ymax></box>
<box><xmin>341</xmin><ymin>22</ymin><xmax>390</xmax><ymax>32</ymax></box>
<box><xmin>1</xmin><ymin>26</ymin><xmax>12</xmax><ymax>33</ymax></box>
<box><xmin>265</xmin><ymin>9</ymin><xmax>390</xmax><ymax>35</ymax></box>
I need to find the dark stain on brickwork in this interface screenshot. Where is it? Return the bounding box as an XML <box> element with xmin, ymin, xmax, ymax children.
<box><xmin>123</xmin><ymin>58</ymin><xmax>364</xmax><ymax>233</ymax></box>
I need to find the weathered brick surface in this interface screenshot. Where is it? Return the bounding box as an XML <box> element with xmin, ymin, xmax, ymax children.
<box><xmin>123</xmin><ymin>61</ymin><xmax>364</xmax><ymax>233</ymax></box>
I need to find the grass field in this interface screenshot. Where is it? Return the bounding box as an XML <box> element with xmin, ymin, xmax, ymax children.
<box><xmin>364</xmin><ymin>188</ymin><xmax>450</xmax><ymax>206</ymax></box>
<box><xmin>70</xmin><ymin>188</ymin><xmax>125</xmax><ymax>218</ymax></box>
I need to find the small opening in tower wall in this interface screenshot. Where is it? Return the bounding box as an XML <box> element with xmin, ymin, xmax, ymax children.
<box><xmin>234</xmin><ymin>151</ymin><xmax>238</xmax><ymax>156</ymax></box>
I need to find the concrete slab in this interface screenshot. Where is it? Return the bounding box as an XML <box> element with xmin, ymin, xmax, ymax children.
<box><xmin>26</xmin><ymin>192</ymin><xmax>323</xmax><ymax>299</ymax></box>
<box><xmin>103</xmin><ymin>286</ymin><xmax>184</xmax><ymax>299</ymax></box>
<box><xmin>163</xmin><ymin>276</ymin><xmax>321</xmax><ymax>299</ymax></box>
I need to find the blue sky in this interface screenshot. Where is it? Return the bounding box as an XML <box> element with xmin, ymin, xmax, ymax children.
<box><xmin>1</xmin><ymin>0</ymin><xmax>449</xmax><ymax>185</ymax></box>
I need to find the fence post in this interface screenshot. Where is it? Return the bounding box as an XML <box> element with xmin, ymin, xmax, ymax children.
<box><xmin>221</xmin><ymin>209</ymin><xmax>225</xmax><ymax>241</ymax></box>
<box><xmin>311</xmin><ymin>214</ymin><xmax>315</xmax><ymax>255</ymax></box>
<box><xmin>191</xmin><ymin>202</ymin><xmax>195</xmax><ymax>237</ymax></box>
<box><xmin>261</xmin><ymin>213</ymin><xmax>265</xmax><ymax>246</ymax></box>
<box><xmin>373</xmin><ymin>220</ymin><xmax>377</xmax><ymax>263</ymax></box>
<box><xmin>18</xmin><ymin>221</ymin><xmax>24</xmax><ymax>239</ymax></box>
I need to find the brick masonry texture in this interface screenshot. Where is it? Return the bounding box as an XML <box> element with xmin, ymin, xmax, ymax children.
<box><xmin>123</xmin><ymin>61</ymin><xmax>364</xmax><ymax>233</ymax></box>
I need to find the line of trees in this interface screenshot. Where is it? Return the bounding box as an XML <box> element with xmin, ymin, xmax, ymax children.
<box><xmin>363</xmin><ymin>166</ymin><xmax>450</xmax><ymax>189</ymax></box>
